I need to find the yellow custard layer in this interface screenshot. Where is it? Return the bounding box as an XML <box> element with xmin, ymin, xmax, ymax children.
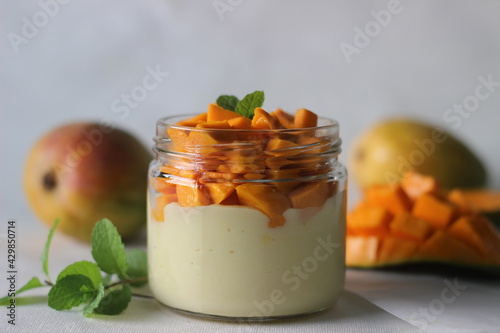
<box><xmin>148</xmin><ymin>192</ymin><xmax>345</xmax><ymax>318</ymax></box>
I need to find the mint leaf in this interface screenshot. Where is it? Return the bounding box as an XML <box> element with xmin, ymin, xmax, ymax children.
<box><xmin>0</xmin><ymin>277</ymin><xmax>45</xmax><ymax>305</ymax></box>
<box><xmin>216</xmin><ymin>95</ymin><xmax>239</xmax><ymax>111</ymax></box>
<box><xmin>94</xmin><ymin>284</ymin><xmax>131</xmax><ymax>315</ymax></box>
<box><xmin>91</xmin><ymin>219</ymin><xmax>128</xmax><ymax>276</ymax></box>
<box><xmin>1</xmin><ymin>278</ymin><xmax>44</xmax><ymax>305</ymax></box>
<box><xmin>235</xmin><ymin>90</ymin><xmax>264</xmax><ymax>119</ymax></box>
<box><xmin>57</xmin><ymin>261</ymin><xmax>102</xmax><ymax>289</ymax></box>
<box><xmin>41</xmin><ymin>219</ymin><xmax>59</xmax><ymax>280</ymax></box>
<box><xmin>83</xmin><ymin>284</ymin><xmax>105</xmax><ymax>316</ymax></box>
<box><xmin>48</xmin><ymin>275</ymin><xmax>96</xmax><ymax>310</ymax></box>
<box><xmin>125</xmin><ymin>250</ymin><xmax>148</xmax><ymax>287</ymax></box>
<box><xmin>18</xmin><ymin>276</ymin><xmax>45</xmax><ymax>293</ymax></box>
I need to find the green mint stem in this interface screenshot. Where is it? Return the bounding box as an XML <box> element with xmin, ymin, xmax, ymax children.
<box><xmin>104</xmin><ymin>277</ymin><xmax>148</xmax><ymax>290</ymax></box>
<box><xmin>42</xmin><ymin>219</ymin><xmax>60</xmax><ymax>281</ymax></box>
<box><xmin>46</xmin><ymin>277</ymin><xmax>151</xmax><ymax>298</ymax></box>
<box><xmin>130</xmin><ymin>293</ymin><xmax>154</xmax><ymax>299</ymax></box>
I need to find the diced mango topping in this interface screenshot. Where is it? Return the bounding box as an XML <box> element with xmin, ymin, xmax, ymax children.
<box><xmin>176</xmin><ymin>184</ymin><xmax>212</xmax><ymax>207</ymax></box>
<box><xmin>152</xmin><ymin>194</ymin><xmax>178</xmax><ymax>221</ymax></box>
<box><xmin>251</xmin><ymin>108</ymin><xmax>280</xmax><ymax>129</ymax></box>
<box><xmin>207</xmin><ymin>104</ymin><xmax>240</xmax><ymax>122</ymax></box>
<box><xmin>176</xmin><ymin>113</ymin><xmax>207</xmax><ymax>127</ymax></box>
<box><xmin>228</xmin><ymin>116</ymin><xmax>252</xmax><ymax>129</ymax></box>
<box><xmin>205</xmin><ymin>183</ymin><xmax>236</xmax><ymax>204</ymax></box>
<box><xmin>271</xmin><ymin>109</ymin><xmax>295</xmax><ymax>129</ymax></box>
<box><xmin>294</xmin><ymin>108</ymin><xmax>318</xmax><ymax>128</ymax></box>
<box><xmin>151</xmin><ymin>103</ymin><xmax>336</xmax><ymax>227</ymax></box>
<box><xmin>288</xmin><ymin>181</ymin><xmax>329</xmax><ymax>209</ymax></box>
<box><xmin>151</xmin><ymin>101</ymin><xmax>338</xmax><ymax>227</ymax></box>
<box><xmin>235</xmin><ymin>183</ymin><xmax>291</xmax><ymax>228</ymax></box>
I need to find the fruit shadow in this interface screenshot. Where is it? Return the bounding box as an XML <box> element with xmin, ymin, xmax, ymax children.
<box><xmin>350</xmin><ymin>263</ymin><xmax>500</xmax><ymax>281</ymax></box>
<box><xmin>256</xmin><ymin>289</ymin><xmax>416</xmax><ymax>326</ymax></box>
<box><xmin>89</xmin><ymin>297</ymin><xmax>158</xmax><ymax>322</ymax></box>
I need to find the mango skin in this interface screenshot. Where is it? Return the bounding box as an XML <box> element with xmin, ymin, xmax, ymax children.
<box><xmin>349</xmin><ymin>119</ymin><xmax>487</xmax><ymax>189</ymax></box>
<box><xmin>23</xmin><ymin>123</ymin><xmax>152</xmax><ymax>242</ymax></box>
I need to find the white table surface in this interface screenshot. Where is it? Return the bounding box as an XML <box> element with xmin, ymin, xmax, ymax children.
<box><xmin>1</xmin><ymin>218</ymin><xmax>499</xmax><ymax>333</ymax></box>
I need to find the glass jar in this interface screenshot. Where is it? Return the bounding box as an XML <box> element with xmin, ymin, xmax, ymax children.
<box><xmin>147</xmin><ymin>114</ymin><xmax>347</xmax><ymax>321</ymax></box>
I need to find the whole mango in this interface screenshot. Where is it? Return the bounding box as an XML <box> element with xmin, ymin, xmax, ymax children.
<box><xmin>349</xmin><ymin>119</ymin><xmax>487</xmax><ymax>189</ymax></box>
<box><xmin>24</xmin><ymin>122</ymin><xmax>152</xmax><ymax>242</ymax></box>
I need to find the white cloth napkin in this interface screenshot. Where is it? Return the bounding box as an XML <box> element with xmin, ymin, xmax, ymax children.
<box><xmin>4</xmin><ymin>220</ymin><xmax>499</xmax><ymax>332</ymax></box>
<box><xmin>1</xmin><ymin>221</ymin><xmax>425</xmax><ymax>332</ymax></box>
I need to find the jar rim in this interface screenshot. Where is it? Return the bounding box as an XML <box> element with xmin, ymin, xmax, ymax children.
<box><xmin>157</xmin><ymin>114</ymin><xmax>339</xmax><ymax>134</ymax></box>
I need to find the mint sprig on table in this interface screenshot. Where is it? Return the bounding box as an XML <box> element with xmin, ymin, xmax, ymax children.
<box><xmin>0</xmin><ymin>219</ymin><xmax>149</xmax><ymax>316</ymax></box>
<box><xmin>216</xmin><ymin>90</ymin><xmax>265</xmax><ymax>119</ymax></box>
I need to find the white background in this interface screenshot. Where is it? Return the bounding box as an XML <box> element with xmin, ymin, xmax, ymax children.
<box><xmin>2</xmin><ymin>0</ymin><xmax>500</xmax><ymax>224</ymax></box>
